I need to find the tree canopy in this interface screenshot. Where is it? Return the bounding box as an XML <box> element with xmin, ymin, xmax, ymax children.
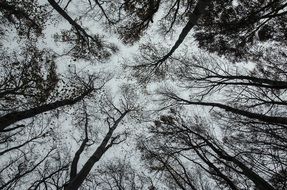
<box><xmin>0</xmin><ymin>0</ymin><xmax>286</xmax><ymax>189</ymax></box>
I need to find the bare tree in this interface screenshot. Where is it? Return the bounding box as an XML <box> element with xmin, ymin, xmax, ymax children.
<box><xmin>147</xmin><ymin>49</ymin><xmax>287</xmax><ymax>189</ymax></box>
<box><xmin>64</xmin><ymin>88</ymin><xmax>139</xmax><ymax>190</ymax></box>
<box><xmin>139</xmin><ymin>112</ymin><xmax>277</xmax><ymax>190</ymax></box>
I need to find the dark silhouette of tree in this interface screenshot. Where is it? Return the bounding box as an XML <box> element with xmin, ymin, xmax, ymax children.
<box><xmin>123</xmin><ymin>0</ymin><xmax>287</xmax><ymax>73</ymax></box>
<box><xmin>0</xmin><ymin>54</ymin><xmax>99</xmax><ymax>132</ymax></box>
<box><xmin>64</xmin><ymin>89</ymin><xmax>139</xmax><ymax>190</ymax></box>
<box><xmin>139</xmin><ymin>112</ymin><xmax>277</xmax><ymax>190</ymax></box>
<box><xmin>146</xmin><ymin>49</ymin><xmax>287</xmax><ymax>189</ymax></box>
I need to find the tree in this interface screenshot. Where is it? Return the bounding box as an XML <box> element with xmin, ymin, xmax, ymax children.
<box><xmin>122</xmin><ymin>0</ymin><xmax>287</xmax><ymax>73</ymax></box>
<box><xmin>0</xmin><ymin>1</ymin><xmax>130</xmax><ymax>188</ymax></box>
<box><xmin>64</xmin><ymin>87</ymin><xmax>140</xmax><ymax>190</ymax></box>
<box><xmin>139</xmin><ymin>112</ymin><xmax>278</xmax><ymax>190</ymax></box>
<box><xmin>133</xmin><ymin>0</ymin><xmax>287</xmax><ymax>185</ymax></box>
<box><xmin>142</xmin><ymin>47</ymin><xmax>287</xmax><ymax>189</ymax></box>
<box><xmin>0</xmin><ymin>65</ymin><xmax>105</xmax><ymax>189</ymax></box>
<box><xmin>0</xmin><ymin>16</ymin><xmax>105</xmax><ymax>188</ymax></box>
<box><xmin>0</xmin><ymin>55</ymin><xmax>99</xmax><ymax>132</ymax></box>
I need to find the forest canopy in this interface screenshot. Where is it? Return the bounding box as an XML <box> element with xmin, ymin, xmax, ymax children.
<box><xmin>0</xmin><ymin>0</ymin><xmax>286</xmax><ymax>189</ymax></box>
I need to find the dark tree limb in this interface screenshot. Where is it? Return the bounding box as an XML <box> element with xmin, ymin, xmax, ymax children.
<box><xmin>0</xmin><ymin>88</ymin><xmax>93</xmax><ymax>132</ymax></box>
<box><xmin>48</xmin><ymin>0</ymin><xmax>100</xmax><ymax>45</ymax></box>
<box><xmin>154</xmin><ymin>0</ymin><xmax>212</xmax><ymax>68</ymax></box>
<box><xmin>165</xmin><ymin>94</ymin><xmax>287</xmax><ymax>126</ymax></box>
<box><xmin>193</xmin><ymin>75</ymin><xmax>287</xmax><ymax>89</ymax></box>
